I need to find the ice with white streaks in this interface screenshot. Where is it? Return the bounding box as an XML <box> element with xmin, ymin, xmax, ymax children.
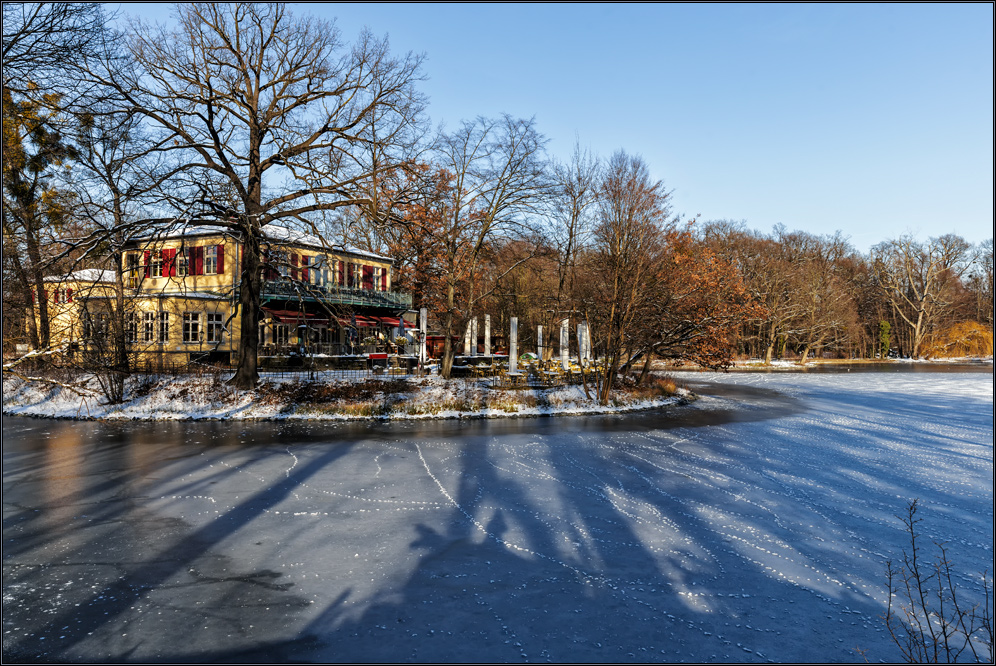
<box><xmin>2</xmin><ymin>370</ymin><xmax>992</xmax><ymax>663</ymax></box>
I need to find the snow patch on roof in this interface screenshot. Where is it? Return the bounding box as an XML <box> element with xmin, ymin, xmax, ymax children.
<box><xmin>134</xmin><ymin>221</ymin><xmax>392</xmax><ymax>262</ymax></box>
<box><xmin>44</xmin><ymin>269</ymin><xmax>116</xmax><ymax>283</ymax></box>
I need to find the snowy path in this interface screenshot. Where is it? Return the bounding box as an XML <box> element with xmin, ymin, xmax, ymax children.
<box><xmin>3</xmin><ymin>371</ymin><xmax>992</xmax><ymax>662</ymax></box>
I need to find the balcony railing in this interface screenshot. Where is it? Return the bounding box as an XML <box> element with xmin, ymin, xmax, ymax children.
<box><xmin>260</xmin><ymin>280</ymin><xmax>412</xmax><ymax>309</ymax></box>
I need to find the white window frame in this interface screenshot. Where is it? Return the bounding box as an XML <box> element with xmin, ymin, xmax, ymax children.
<box><xmin>206</xmin><ymin>313</ymin><xmax>224</xmax><ymax>343</ymax></box>
<box><xmin>157</xmin><ymin>311</ymin><xmax>169</xmax><ymax>344</ymax></box>
<box><xmin>204</xmin><ymin>245</ymin><xmax>218</xmax><ymax>275</ymax></box>
<box><xmin>274</xmin><ymin>324</ymin><xmax>289</xmax><ymax>345</ymax></box>
<box><xmin>182</xmin><ymin>312</ymin><xmax>201</xmax><ymax>343</ymax></box>
<box><xmin>142</xmin><ymin>312</ymin><xmax>156</xmax><ymax>343</ymax></box>
<box><xmin>125</xmin><ymin>312</ymin><xmax>138</xmax><ymax>342</ymax></box>
<box><xmin>150</xmin><ymin>251</ymin><xmax>163</xmax><ymax>278</ymax></box>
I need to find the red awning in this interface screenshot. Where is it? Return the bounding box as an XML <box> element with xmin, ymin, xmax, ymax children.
<box><xmin>374</xmin><ymin>316</ymin><xmax>414</xmax><ymax>328</ymax></box>
<box><xmin>336</xmin><ymin>315</ymin><xmax>413</xmax><ymax>328</ymax></box>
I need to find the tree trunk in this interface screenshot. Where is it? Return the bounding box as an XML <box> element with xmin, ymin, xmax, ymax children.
<box><xmin>441</xmin><ymin>309</ymin><xmax>454</xmax><ymax>379</ymax></box>
<box><xmin>637</xmin><ymin>351</ymin><xmax>653</xmax><ymax>385</ymax></box>
<box><xmin>441</xmin><ymin>275</ymin><xmax>456</xmax><ymax>378</ymax></box>
<box><xmin>230</xmin><ymin>222</ymin><xmax>262</xmax><ymax>389</ymax></box>
<box><xmin>25</xmin><ymin>227</ymin><xmax>50</xmax><ymax>347</ymax></box>
<box><xmin>108</xmin><ymin>245</ymin><xmax>129</xmax><ymax>403</ymax></box>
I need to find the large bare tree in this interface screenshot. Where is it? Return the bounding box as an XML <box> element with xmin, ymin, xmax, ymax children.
<box><xmin>85</xmin><ymin>2</ymin><xmax>426</xmax><ymax>387</ymax></box>
<box><xmin>872</xmin><ymin>234</ymin><xmax>973</xmax><ymax>358</ymax></box>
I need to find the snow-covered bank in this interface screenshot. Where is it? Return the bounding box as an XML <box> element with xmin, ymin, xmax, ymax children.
<box><xmin>1</xmin><ymin>372</ymin><xmax>690</xmax><ymax>421</ymax></box>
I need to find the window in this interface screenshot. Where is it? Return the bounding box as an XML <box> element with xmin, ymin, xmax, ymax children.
<box><xmin>182</xmin><ymin>312</ymin><xmax>200</xmax><ymax>343</ymax></box>
<box><xmin>206</xmin><ymin>313</ymin><xmax>224</xmax><ymax>343</ymax></box>
<box><xmin>143</xmin><ymin>312</ymin><xmax>156</xmax><ymax>343</ymax></box>
<box><xmin>177</xmin><ymin>251</ymin><xmax>188</xmax><ymax>277</ymax></box>
<box><xmin>204</xmin><ymin>246</ymin><xmax>218</xmax><ymax>275</ymax></box>
<box><xmin>157</xmin><ymin>312</ymin><xmax>169</xmax><ymax>343</ymax></box>
<box><xmin>125</xmin><ymin>313</ymin><xmax>138</xmax><ymax>342</ymax></box>
<box><xmin>274</xmin><ymin>324</ymin><xmax>289</xmax><ymax>345</ymax></box>
<box><xmin>150</xmin><ymin>251</ymin><xmax>163</xmax><ymax>278</ymax></box>
<box><xmin>271</xmin><ymin>251</ymin><xmax>290</xmax><ymax>278</ymax></box>
<box><xmin>83</xmin><ymin>312</ymin><xmax>109</xmax><ymax>339</ymax></box>
<box><xmin>127</xmin><ymin>254</ymin><xmax>141</xmax><ymax>287</ymax></box>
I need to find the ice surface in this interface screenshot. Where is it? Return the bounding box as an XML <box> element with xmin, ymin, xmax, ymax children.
<box><xmin>2</xmin><ymin>371</ymin><xmax>992</xmax><ymax>662</ymax></box>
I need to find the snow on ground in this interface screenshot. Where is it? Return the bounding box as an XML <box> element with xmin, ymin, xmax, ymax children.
<box><xmin>1</xmin><ymin>371</ymin><xmax>687</xmax><ymax>421</ymax></box>
<box><xmin>2</xmin><ymin>370</ymin><xmax>992</xmax><ymax>662</ymax></box>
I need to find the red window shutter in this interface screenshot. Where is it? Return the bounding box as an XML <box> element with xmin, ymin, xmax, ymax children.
<box><xmin>144</xmin><ymin>251</ymin><xmax>151</xmax><ymax>278</ymax></box>
<box><xmin>347</xmin><ymin>263</ymin><xmax>354</xmax><ymax>287</ymax></box>
<box><xmin>362</xmin><ymin>265</ymin><xmax>374</xmax><ymax>290</ymax></box>
<box><xmin>164</xmin><ymin>248</ymin><xmax>176</xmax><ymax>277</ymax></box>
<box><xmin>67</xmin><ymin>288</ymin><xmax>73</xmax><ymax>302</ymax></box>
<box><xmin>337</xmin><ymin>261</ymin><xmax>344</xmax><ymax>286</ymax></box>
<box><xmin>216</xmin><ymin>245</ymin><xmax>224</xmax><ymax>274</ymax></box>
<box><xmin>291</xmin><ymin>253</ymin><xmax>298</xmax><ymax>280</ymax></box>
<box><xmin>194</xmin><ymin>246</ymin><xmax>204</xmax><ymax>275</ymax></box>
<box><xmin>301</xmin><ymin>255</ymin><xmax>309</xmax><ymax>282</ymax></box>
<box><xmin>381</xmin><ymin>267</ymin><xmax>387</xmax><ymax>291</ymax></box>
<box><xmin>53</xmin><ymin>290</ymin><xmax>59</xmax><ymax>304</ymax></box>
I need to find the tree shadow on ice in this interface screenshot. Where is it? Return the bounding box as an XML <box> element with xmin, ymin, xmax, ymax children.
<box><xmin>2</xmin><ymin>427</ymin><xmax>357</xmax><ymax>662</ymax></box>
<box><xmin>291</xmin><ymin>431</ymin><xmax>857</xmax><ymax>663</ymax></box>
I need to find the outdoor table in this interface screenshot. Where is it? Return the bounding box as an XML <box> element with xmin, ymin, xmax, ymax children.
<box><xmin>505</xmin><ymin>370</ymin><xmax>526</xmax><ymax>387</ymax></box>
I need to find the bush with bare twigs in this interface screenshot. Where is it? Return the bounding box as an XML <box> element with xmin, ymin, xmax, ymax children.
<box><xmin>879</xmin><ymin>499</ymin><xmax>993</xmax><ymax>663</ymax></box>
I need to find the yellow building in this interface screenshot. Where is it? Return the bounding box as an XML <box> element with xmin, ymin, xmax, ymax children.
<box><xmin>40</xmin><ymin>224</ymin><xmax>414</xmax><ymax>368</ymax></box>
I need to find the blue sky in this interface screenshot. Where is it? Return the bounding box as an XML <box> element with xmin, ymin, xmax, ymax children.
<box><xmin>118</xmin><ymin>3</ymin><xmax>993</xmax><ymax>253</ymax></box>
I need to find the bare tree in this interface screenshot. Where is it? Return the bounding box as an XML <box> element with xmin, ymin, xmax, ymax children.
<box><xmin>577</xmin><ymin>151</ymin><xmax>672</xmax><ymax>404</ymax></box>
<box><xmin>60</xmin><ymin>104</ymin><xmax>182</xmax><ymax>402</ymax></box>
<box><xmin>84</xmin><ymin>2</ymin><xmax>427</xmax><ymax>387</ymax></box>
<box><xmin>433</xmin><ymin>114</ymin><xmax>550</xmax><ymax>378</ymax></box>
<box><xmin>2</xmin><ymin>2</ymin><xmax>108</xmax><ymax>97</ymax></box>
<box><xmin>872</xmin><ymin>234</ymin><xmax>973</xmax><ymax>359</ymax></box>
<box><xmin>549</xmin><ymin>140</ymin><xmax>600</xmax><ymax>310</ymax></box>
<box><xmin>966</xmin><ymin>239</ymin><xmax>993</xmax><ymax>329</ymax></box>
<box><xmin>780</xmin><ymin>231</ymin><xmax>859</xmax><ymax>364</ymax></box>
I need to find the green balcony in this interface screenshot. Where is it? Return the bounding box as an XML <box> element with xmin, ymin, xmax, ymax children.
<box><xmin>259</xmin><ymin>280</ymin><xmax>412</xmax><ymax>310</ymax></box>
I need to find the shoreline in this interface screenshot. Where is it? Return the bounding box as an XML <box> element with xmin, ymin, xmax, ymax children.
<box><xmin>3</xmin><ymin>357</ymin><xmax>989</xmax><ymax>422</ymax></box>
<box><xmin>1</xmin><ymin>373</ymin><xmax>694</xmax><ymax>423</ymax></box>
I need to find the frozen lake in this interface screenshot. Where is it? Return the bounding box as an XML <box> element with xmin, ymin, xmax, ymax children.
<box><xmin>3</xmin><ymin>370</ymin><xmax>992</xmax><ymax>662</ymax></box>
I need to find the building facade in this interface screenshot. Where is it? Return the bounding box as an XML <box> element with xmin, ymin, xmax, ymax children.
<box><xmin>40</xmin><ymin>224</ymin><xmax>414</xmax><ymax>367</ymax></box>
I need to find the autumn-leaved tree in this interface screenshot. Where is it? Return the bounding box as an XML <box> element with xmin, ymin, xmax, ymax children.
<box><xmin>619</xmin><ymin>225</ymin><xmax>764</xmax><ymax>378</ymax></box>
<box><xmin>86</xmin><ymin>2</ymin><xmax>426</xmax><ymax>388</ymax></box>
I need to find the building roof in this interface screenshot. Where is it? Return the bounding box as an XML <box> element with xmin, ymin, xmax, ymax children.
<box><xmin>131</xmin><ymin>221</ymin><xmax>393</xmax><ymax>263</ymax></box>
<box><xmin>43</xmin><ymin>269</ymin><xmax>116</xmax><ymax>283</ymax></box>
